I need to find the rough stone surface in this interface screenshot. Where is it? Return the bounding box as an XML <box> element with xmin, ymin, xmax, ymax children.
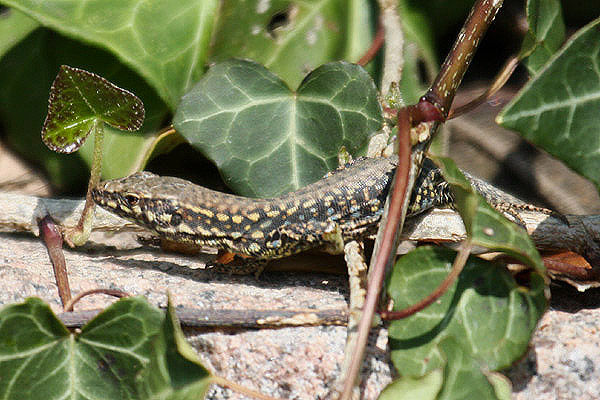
<box><xmin>0</xmin><ymin>232</ymin><xmax>392</xmax><ymax>399</ymax></box>
<box><xmin>509</xmin><ymin>286</ymin><xmax>600</xmax><ymax>400</ymax></box>
<box><xmin>1</xmin><ymin>231</ymin><xmax>600</xmax><ymax>399</ymax></box>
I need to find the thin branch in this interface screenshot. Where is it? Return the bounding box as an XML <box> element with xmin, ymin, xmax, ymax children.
<box><xmin>378</xmin><ymin>0</ymin><xmax>404</xmax><ymax>96</ymax></box>
<box><xmin>425</xmin><ymin>0</ymin><xmax>504</xmax><ymax>118</ymax></box>
<box><xmin>57</xmin><ymin>307</ymin><xmax>349</xmax><ymax>329</ymax></box>
<box><xmin>357</xmin><ymin>20</ymin><xmax>384</xmax><ymax>66</ymax></box>
<box><xmin>0</xmin><ymin>192</ymin><xmax>146</xmax><ymax>235</ymax></box>
<box><xmin>447</xmin><ymin>55</ymin><xmax>519</xmax><ymax>119</ymax></box>
<box><xmin>380</xmin><ymin>239</ymin><xmax>472</xmax><ymax>320</ymax></box>
<box><xmin>339</xmin><ymin>110</ymin><xmax>412</xmax><ymax>400</ymax></box>
<box><xmin>211</xmin><ymin>375</ymin><xmax>282</xmax><ymax>400</ymax></box>
<box><xmin>330</xmin><ymin>241</ymin><xmax>369</xmax><ymax>398</ymax></box>
<box><xmin>38</xmin><ymin>215</ymin><xmax>71</xmax><ymax>308</ymax></box>
<box><xmin>63</xmin><ymin>288</ymin><xmax>130</xmax><ymax>312</ymax></box>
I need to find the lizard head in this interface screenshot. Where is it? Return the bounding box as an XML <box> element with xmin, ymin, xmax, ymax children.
<box><xmin>92</xmin><ymin>171</ymin><xmax>186</xmax><ymax>233</ymax></box>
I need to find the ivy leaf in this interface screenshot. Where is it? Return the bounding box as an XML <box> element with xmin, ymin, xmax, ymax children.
<box><xmin>396</xmin><ymin>1</ymin><xmax>439</xmax><ymax>104</ymax></box>
<box><xmin>0</xmin><ymin>297</ymin><xmax>163</xmax><ymax>399</ymax></box>
<box><xmin>0</xmin><ymin>31</ymin><xmax>169</xmax><ymax>187</ymax></box>
<box><xmin>210</xmin><ymin>0</ymin><xmax>374</xmax><ymax>89</ymax></box>
<box><xmin>379</xmin><ymin>368</ymin><xmax>443</xmax><ymax>400</ymax></box>
<box><xmin>432</xmin><ymin>156</ymin><xmax>546</xmax><ymax>277</ymax></box>
<box><xmin>435</xmin><ymin>339</ymin><xmax>511</xmax><ymax>400</ymax></box>
<box><xmin>0</xmin><ymin>8</ymin><xmax>39</xmax><ymax>58</ymax></box>
<box><xmin>497</xmin><ymin>18</ymin><xmax>600</xmax><ymax>188</ymax></box>
<box><xmin>2</xmin><ymin>0</ymin><xmax>217</xmax><ymax>108</ymax></box>
<box><xmin>136</xmin><ymin>297</ymin><xmax>212</xmax><ymax>399</ymax></box>
<box><xmin>173</xmin><ymin>59</ymin><xmax>382</xmax><ymax>197</ymax></box>
<box><xmin>519</xmin><ymin>0</ymin><xmax>565</xmax><ymax>75</ymax></box>
<box><xmin>41</xmin><ymin>65</ymin><xmax>144</xmax><ymax>153</ymax></box>
<box><xmin>387</xmin><ymin>247</ymin><xmax>546</xmax><ymax>397</ymax></box>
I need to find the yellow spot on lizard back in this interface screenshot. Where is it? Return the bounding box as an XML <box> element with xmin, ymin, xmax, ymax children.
<box><xmin>217</xmin><ymin>213</ymin><xmax>230</xmax><ymax>222</ymax></box>
<box><xmin>266</xmin><ymin>210</ymin><xmax>280</xmax><ymax>218</ymax></box>
<box><xmin>199</xmin><ymin>208</ymin><xmax>214</xmax><ymax>218</ymax></box>
<box><xmin>246</xmin><ymin>212</ymin><xmax>260</xmax><ymax>221</ymax></box>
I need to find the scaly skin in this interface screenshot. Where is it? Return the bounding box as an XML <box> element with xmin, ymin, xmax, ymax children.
<box><xmin>92</xmin><ymin>156</ymin><xmax>553</xmax><ymax>269</ymax></box>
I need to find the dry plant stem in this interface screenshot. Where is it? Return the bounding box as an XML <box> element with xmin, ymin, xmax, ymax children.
<box><xmin>64</xmin><ymin>120</ymin><xmax>104</xmax><ymax>247</ymax></box>
<box><xmin>57</xmin><ymin>307</ymin><xmax>348</xmax><ymax>329</ymax></box>
<box><xmin>340</xmin><ymin>2</ymin><xmax>504</xmax><ymax>396</ymax></box>
<box><xmin>211</xmin><ymin>375</ymin><xmax>282</xmax><ymax>400</ymax></box>
<box><xmin>425</xmin><ymin>0</ymin><xmax>504</xmax><ymax>117</ymax></box>
<box><xmin>4</xmin><ymin>194</ymin><xmax>599</xmax><ymax>263</ymax></box>
<box><xmin>38</xmin><ymin>215</ymin><xmax>72</xmax><ymax>309</ymax></box>
<box><xmin>339</xmin><ymin>112</ymin><xmax>412</xmax><ymax>400</ymax></box>
<box><xmin>357</xmin><ymin>21</ymin><xmax>384</xmax><ymax>66</ymax></box>
<box><xmin>0</xmin><ymin>192</ymin><xmax>146</xmax><ymax>235</ymax></box>
<box><xmin>544</xmin><ymin>255</ymin><xmax>600</xmax><ymax>280</ymax></box>
<box><xmin>380</xmin><ymin>239</ymin><xmax>473</xmax><ymax>320</ymax></box>
<box><xmin>63</xmin><ymin>288</ymin><xmax>130</xmax><ymax>312</ymax></box>
<box><xmin>330</xmin><ymin>241</ymin><xmax>369</xmax><ymax>398</ymax></box>
<box><xmin>447</xmin><ymin>55</ymin><xmax>519</xmax><ymax>119</ymax></box>
<box><xmin>378</xmin><ymin>0</ymin><xmax>404</xmax><ymax>96</ymax></box>
<box><xmin>153</xmin><ymin>124</ymin><xmax>177</xmax><ymax>139</ymax></box>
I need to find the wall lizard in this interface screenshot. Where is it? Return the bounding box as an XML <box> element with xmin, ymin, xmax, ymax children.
<box><xmin>91</xmin><ymin>156</ymin><xmax>552</xmax><ymax>273</ymax></box>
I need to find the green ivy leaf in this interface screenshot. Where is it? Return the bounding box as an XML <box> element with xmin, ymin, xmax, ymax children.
<box><xmin>387</xmin><ymin>247</ymin><xmax>546</xmax><ymax>382</ymax></box>
<box><xmin>1</xmin><ymin>0</ymin><xmax>217</xmax><ymax>108</ymax></box>
<box><xmin>0</xmin><ymin>297</ymin><xmax>163</xmax><ymax>399</ymax></box>
<box><xmin>0</xmin><ymin>30</ymin><xmax>169</xmax><ymax>187</ymax></box>
<box><xmin>519</xmin><ymin>0</ymin><xmax>565</xmax><ymax>75</ymax></box>
<box><xmin>487</xmin><ymin>372</ymin><xmax>513</xmax><ymax>400</ymax></box>
<box><xmin>344</xmin><ymin>0</ymin><xmax>377</xmax><ymax>63</ymax></box>
<box><xmin>435</xmin><ymin>338</ymin><xmax>509</xmax><ymax>400</ymax></box>
<box><xmin>0</xmin><ymin>8</ymin><xmax>39</xmax><ymax>58</ymax></box>
<box><xmin>432</xmin><ymin>156</ymin><xmax>546</xmax><ymax>277</ymax></box>
<box><xmin>385</xmin><ymin>340</ymin><xmax>512</xmax><ymax>400</ymax></box>
<box><xmin>397</xmin><ymin>1</ymin><xmax>439</xmax><ymax>104</ymax></box>
<box><xmin>497</xmin><ymin>18</ymin><xmax>600</xmax><ymax>188</ymax></box>
<box><xmin>136</xmin><ymin>297</ymin><xmax>211</xmax><ymax>399</ymax></box>
<box><xmin>41</xmin><ymin>65</ymin><xmax>144</xmax><ymax>153</ymax></box>
<box><xmin>210</xmin><ymin>0</ymin><xmax>373</xmax><ymax>89</ymax></box>
<box><xmin>379</xmin><ymin>368</ymin><xmax>443</xmax><ymax>400</ymax></box>
<box><xmin>173</xmin><ymin>59</ymin><xmax>382</xmax><ymax>197</ymax></box>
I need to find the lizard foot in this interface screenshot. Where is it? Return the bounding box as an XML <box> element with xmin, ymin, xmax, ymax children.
<box><xmin>212</xmin><ymin>254</ymin><xmax>268</xmax><ymax>278</ymax></box>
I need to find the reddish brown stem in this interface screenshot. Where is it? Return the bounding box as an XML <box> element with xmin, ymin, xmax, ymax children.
<box><xmin>339</xmin><ymin>109</ymin><xmax>412</xmax><ymax>400</ymax></box>
<box><xmin>357</xmin><ymin>20</ymin><xmax>385</xmax><ymax>66</ymax></box>
<box><xmin>64</xmin><ymin>288</ymin><xmax>130</xmax><ymax>312</ymax></box>
<box><xmin>424</xmin><ymin>0</ymin><xmax>504</xmax><ymax>118</ymax></box>
<box><xmin>385</xmin><ymin>98</ymin><xmax>445</xmax><ymax>126</ymax></box>
<box><xmin>448</xmin><ymin>55</ymin><xmax>519</xmax><ymax>119</ymax></box>
<box><xmin>38</xmin><ymin>215</ymin><xmax>72</xmax><ymax>308</ymax></box>
<box><xmin>380</xmin><ymin>240</ymin><xmax>472</xmax><ymax>320</ymax></box>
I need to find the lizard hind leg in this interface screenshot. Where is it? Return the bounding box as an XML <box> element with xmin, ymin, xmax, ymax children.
<box><xmin>276</xmin><ymin>220</ymin><xmax>346</xmax><ymax>256</ymax></box>
<box><xmin>320</xmin><ymin>223</ymin><xmax>345</xmax><ymax>255</ymax></box>
<box><xmin>407</xmin><ymin>158</ymin><xmax>454</xmax><ymax>217</ymax></box>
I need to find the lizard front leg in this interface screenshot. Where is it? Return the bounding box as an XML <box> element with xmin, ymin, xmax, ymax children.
<box><xmin>211</xmin><ymin>253</ymin><xmax>269</xmax><ymax>277</ymax></box>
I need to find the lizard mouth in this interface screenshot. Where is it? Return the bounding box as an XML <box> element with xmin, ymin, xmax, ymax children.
<box><xmin>91</xmin><ymin>185</ymin><xmax>124</xmax><ymax>215</ymax></box>
<box><xmin>90</xmin><ymin>186</ymin><xmax>105</xmax><ymax>206</ymax></box>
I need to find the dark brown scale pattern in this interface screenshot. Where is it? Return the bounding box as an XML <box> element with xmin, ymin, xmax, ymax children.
<box><xmin>92</xmin><ymin>156</ymin><xmax>399</xmax><ymax>260</ymax></box>
<box><xmin>92</xmin><ymin>155</ymin><xmax>553</xmax><ymax>261</ymax></box>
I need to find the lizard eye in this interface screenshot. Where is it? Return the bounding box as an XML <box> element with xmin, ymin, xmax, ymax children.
<box><xmin>124</xmin><ymin>193</ymin><xmax>140</xmax><ymax>206</ymax></box>
<box><xmin>170</xmin><ymin>211</ymin><xmax>183</xmax><ymax>226</ymax></box>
